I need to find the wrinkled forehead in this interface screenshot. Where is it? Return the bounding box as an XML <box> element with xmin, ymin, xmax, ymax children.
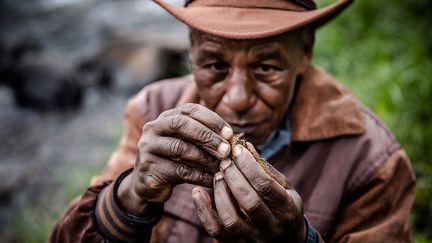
<box><xmin>189</xmin><ymin>28</ymin><xmax>305</xmax><ymax>55</ymax></box>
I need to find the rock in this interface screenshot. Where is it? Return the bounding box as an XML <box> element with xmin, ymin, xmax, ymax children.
<box><xmin>3</xmin><ymin>41</ymin><xmax>85</xmax><ymax>110</ymax></box>
<box><xmin>0</xmin><ymin>164</ymin><xmax>28</xmax><ymax>203</ymax></box>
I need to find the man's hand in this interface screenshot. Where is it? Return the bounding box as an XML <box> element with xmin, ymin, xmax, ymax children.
<box><xmin>117</xmin><ymin>103</ymin><xmax>233</xmax><ymax>216</ymax></box>
<box><xmin>192</xmin><ymin>143</ymin><xmax>306</xmax><ymax>243</ymax></box>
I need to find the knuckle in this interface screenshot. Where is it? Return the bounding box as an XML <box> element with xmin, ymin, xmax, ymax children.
<box><xmin>138</xmin><ymin>135</ymin><xmax>157</xmax><ymax>154</ymax></box>
<box><xmin>159</xmin><ymin>109</ymin><xmax>172</xmax><ymax>117</ymax></box>
<box><xmin>201</xmin><ymin>150</ymin><xmax>215</xmax><ymax>162</ymax></box>
<box><xmin>222</xmin><ymin>215</ymin><xmax>241</xmax><ymax>232</ymax></box>
<box><xmin>135</xmin><ymin>154</ymin><xmax>149</xmax><ymax>171</ymax></box>
<box><xmin>207</xmin><ymin>229</ymin><xmax>219</xmax><ymax>238</ymax></box>
<box><xmin>198</xmin><ymin>129</ymin><xmax>214</xmax><ymax>144</ymax></box>
<box><xmin>176</xmin><ymin>164</ymin><xmax>194</xmax><ymax>179</ymax></box>
<box><xmin>243</xmin><ymin>197</ymin><xmax>262</xmax><ymax>214</ymax></box>
<box><xmin>142</xmin><ymin>120</ymin><xmax>156</xmax><ymax>133</ymax></box>
<box><xmin>175</xmin><ymin>164</ymin><xmax>211</xmax><ymax>185</ymax></box>
<box><xmin>254</xmin><ymin>178</ymin><xmax>275</xmax><ymax>197</ymax></box>
<box><xmin>206</xmin><ymin>225</ymin><xmax>221</xmax><ymax>238</ymax></box>
<box><xmin>284</xmin><ymin>190</ymin><xmax>303</xmax><ymax>217</ymax></box>
<box><xmin>142</xmin><ymin>174</ymin><xmax>162</xmax><ymax>191</ymax></box>
<box><xmin>201</xmin><ymin>152</ymin><xmax>218</xmax><ymax>171</ymax></box>
<box><xmin>136</xmin><ymin>174</ymin><xmax>172</xmax><ymax>203</ymax></box>
<box><xmin>169</xmin><ymin>114</ymin><xmax>186</xmax><ymax>130</ymax></box>
<box><xmin>290</xmin><ymin>190</ymin><xmax>303</xmax><ymax>208</ymax></box>
<box><xmin>135</xmin><ymin>153</ymin><xmax>155</xmax><ymax>173</ymax></box>
<box><xmin>168</xmin><ymin>139</ymin><xmax>186</xmax><ymax>155</ymax></box>
<box><xmin>137</xmin><ymin>138</ymin><xmax>147</xmax><ymax>149</ymax></box>
<box><xmin>195</xmin><ymin>170</ymin><xmax>206</xmax><ymax>181</ymax></box>
<box><xmin>200</xmin><ymin>173</ymin><xmax>213</xmax><ymax>186</ymax></box>
<box><xmin>180</xmin><ymin>103</ymin><xmax>200</xmax><ymax>115</ymax></box>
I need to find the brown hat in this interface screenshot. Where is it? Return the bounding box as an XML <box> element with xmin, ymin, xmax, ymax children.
<box><xmin>153</xmin><ymin>0</ymin><xmax>353</xmax><ymax>40</ymax></box>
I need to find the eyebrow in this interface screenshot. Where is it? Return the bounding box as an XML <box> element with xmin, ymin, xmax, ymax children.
<box><xmin>202</xmin><ymin>35</ymin><xmax>223</xmax><ymax>43</ymax></box>
<box><xmin>255</xmin><ymin>50</ymin><xmax>284</xmax><ymax>62</ymax></box>
<box><xmin>197</xmin><ymin>49</ymin><xmax>225</xmax><ymax>62</ymax></box>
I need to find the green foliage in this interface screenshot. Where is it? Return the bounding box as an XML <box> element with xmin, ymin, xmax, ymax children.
<box><xmin>11</xmin><ymin>164</ymin><xmax>105</xmax><ymax>242</ymax></box>
<box><xmin>12</xmin><ymin>206</ymin><xmax>55</xmax><ymax>243</ymax></box>
<box><xmin>315</xmin><ymin>0</ymin><xmax>432</xmax><ymax>241</ymax></box>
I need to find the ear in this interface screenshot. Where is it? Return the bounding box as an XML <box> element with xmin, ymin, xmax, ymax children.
<box><xmin>188</xmin><ymin>28</ymin><xmax>201</xmax><ymax>65</ymax></box>
<box><xmin>188</xmin><ymin>50</ymin><xmax>193</xmax><ymax>64</ymax></box>
<box><xmin>297</xmin><ymin>29</ymin><xmax>315</xmax><ymax>74</ymax></box>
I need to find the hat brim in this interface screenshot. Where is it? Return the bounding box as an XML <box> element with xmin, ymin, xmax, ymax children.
<box><xmin>153</xmin><ymin>0</ymin><xmax>353</xmax><ymax>40</ymax></box>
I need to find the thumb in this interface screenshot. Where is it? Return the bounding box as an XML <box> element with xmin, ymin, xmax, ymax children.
<box><xmin>245</xmin><ymin>142</ymin><xmax>292</xmax><ymax>189</ymax></box>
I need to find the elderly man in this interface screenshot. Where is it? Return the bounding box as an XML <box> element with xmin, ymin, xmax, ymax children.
<box><xmin>50</xmin><ymin>0</ymin><xmax>415</xmax><ymax>242</ymax></box>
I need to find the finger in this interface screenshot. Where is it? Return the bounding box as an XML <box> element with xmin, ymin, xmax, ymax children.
<box><xmin>137</xmin><ymin>152</ymin><xmax>214</xmax><ymax>188</ymax></box>
<box><xmin>161</xmin><ymin>103</ymin><xmax>234</xmax><ymax>140</ymax></box>
<box><xmin>233</xmin><ymin>145</ymin><xmax>302</xmax><ymax>221</ymax></box>
<box><xmin>151</xmin><ymin>114</ymin><xmax>231</xmax><ymax>159</ymax></box>
<box><xmin>245</xmin><ymin>142</ymin><xmax>291</xmax><ymax>189</ymax></box>
<box><xmin>192</xmin><ymin>186</ymin><xmax>234</xmax><ymax>241</ymax></box>
<box><xmin>219</xmin><ymin>159</ymin><xmax>279</xmax><ymax>231</ymax></box>
<box><xmin>214</xmin><ymin>172</ymin><xmax>262</xmax><ymax>240</ymax></box>
<box><xmin>245</xmin><ymin>141</ymin><xmax>261</xmax><ymax>159</ymax></box>
<box><xmin>171</xmin><ymin>162</ymin><xmax>213</xmax><ymax>188</ymax></box>
<box><xmin>144</xmin><ymin>135</ymin><xmax>219</xmax><ymax>173</ymax></box>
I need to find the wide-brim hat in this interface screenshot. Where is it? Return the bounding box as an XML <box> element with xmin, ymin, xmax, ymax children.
<box><xmin>153</xmin><ymin>0</ymin><xmax>353</xmax><ymax>40</ymax></box>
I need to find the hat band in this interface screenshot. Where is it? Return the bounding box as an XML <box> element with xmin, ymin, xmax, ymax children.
<box><xmin>186</xmin><ymin>0</ymin><xmax>312</xmax><ymax>11</ymax></box>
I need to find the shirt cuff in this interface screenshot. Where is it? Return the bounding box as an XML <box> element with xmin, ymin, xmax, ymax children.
<box><xmin>303</xmin><ymin>216</ymin><xmax>319</xmax><ymax>243</ymax></box>
<box><xmin>95</xmin><ymin>168</ymin><xmax>164</xmax><ymax>243</ymax></box>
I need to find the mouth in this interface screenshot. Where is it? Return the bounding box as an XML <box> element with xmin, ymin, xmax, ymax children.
<box><xmin>229</xmin><ymin>120</ymin><xmax>266</xmax><ymax>133</ymax></box>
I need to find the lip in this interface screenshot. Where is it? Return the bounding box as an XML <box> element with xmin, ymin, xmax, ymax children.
<box><xmin>227</xmin><ymin>119</ymin><xmax>266</xmax><ymax>126</ymax></box>
<box><xmin>229</xmin><ymin>120</ymin><xmax>266</xmax><ymax>133</ymax></box>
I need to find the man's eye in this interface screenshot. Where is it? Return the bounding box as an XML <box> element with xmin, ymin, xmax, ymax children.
<box><xmin>206</xmin><ymin>62</ymin><xmax>229</xmax><ymax>72</ymax></box>
<box><xmin>254</xmin><ymin>64</ymin><xmax>278</xmax><ymax>73</ymax></box>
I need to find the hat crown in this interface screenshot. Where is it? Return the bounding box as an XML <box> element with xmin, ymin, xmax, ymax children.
<box><xmin>155</xmin><ymin>0</ymin><xmax>353</xmax><ymax>40</ymax></box>
<box><xmin>185</xmin><ymin>0</ymin><xmax>316</xmax><ymax>11</ymax></box>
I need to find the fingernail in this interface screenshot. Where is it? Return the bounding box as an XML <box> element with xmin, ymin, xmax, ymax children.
<box><xmin>192</xmin><ymin>187</ymin><xmax>201</xmax><ymax>200</ymax></box>
<box><xmin>232</xmin><ymin>145</ymin><xmax>243</xmax><ymax>157</ymax></box>
<box><xmin>215</xmin><ymin>172</ymin><xmax>224</xmax><ymax>180</ymax></box>
<box><xmin>221</xmin><ymin>125</ymin><xmax>233</xmax><ymax>140</ymax></box>
<box><xmin>218</xmin><ymin>143</ymin><xmax>230</xmax><ymax>158</ymax></box>
<box><xmin>220</xmin><ymin>159</ymin><xmax>231</xmax><ymax>170</ymax></box>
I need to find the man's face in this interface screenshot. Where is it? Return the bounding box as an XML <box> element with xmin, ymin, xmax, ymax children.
<box><xmin>189</xmin><ymin>30</ymin><xmax>311</xmax><ymax>145</ymax></box>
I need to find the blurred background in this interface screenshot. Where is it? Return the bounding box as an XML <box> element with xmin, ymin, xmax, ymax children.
<box><xmin>0</xmin><ymin>0</ymin><xmax>430</xmax><ymax>242</ymax></box>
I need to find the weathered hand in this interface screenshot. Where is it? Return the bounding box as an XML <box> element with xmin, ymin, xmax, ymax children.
<box><xmin>192</xmin><ymin>143</ymin><xmax>306</xmax><ymax>243</ymax></box>
<box><xmin>118</xmin><ymin>103</ymin><xmax>233</xmax><ymax>215</ymax></box>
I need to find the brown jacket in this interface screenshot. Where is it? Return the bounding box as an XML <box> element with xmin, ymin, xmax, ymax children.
<box><xmin>50</xmin><ymin>65</ymin><xmax>415</xmax><ymax>242</ymax></box>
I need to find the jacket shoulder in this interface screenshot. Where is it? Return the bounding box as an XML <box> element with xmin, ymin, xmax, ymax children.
<box><xmin>131</xmin><ymin>76</ymin><xmax>193</xmax><ymax>122</ymax></box>
<box><xmin>345</xmin><ymin>105</ymin><xmax>402</xmax><ymax>191</ymax></box>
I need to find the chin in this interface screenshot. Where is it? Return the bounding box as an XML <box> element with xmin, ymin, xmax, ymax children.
<box><xmin>229</xmin><ymin>120</ymin><xmax>275</xmax><ymax>145</ymax></box>
<box><xmin>243</xmin><ymin>129</ymin><xmax>273</xmax><ymax>146</ymax></box>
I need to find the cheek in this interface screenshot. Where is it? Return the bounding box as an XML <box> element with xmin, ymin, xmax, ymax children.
<box><xmin>255</xmin><ymin>72</ymin><xmax>295</xmax><ymax>109</ymax></box>
<box><xmin>194</xmin><ymin>73</ymin><xmax>226</xmax><ymax>109</ymax></box>
<box><xmin>254</xmin><ymin>73</ymin><xmax>296</xmax><ymax>134</ymax></box>
<box><xmin>193</xmin><ymin>68</ymin><xmax>216</xmax><ymax>86</ymax></box>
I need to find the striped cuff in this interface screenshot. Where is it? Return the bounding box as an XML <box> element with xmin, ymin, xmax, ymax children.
<box><xmin>304</xmin><ymin>216</ymin><xmax>319</xmax><ymax>243</ymax></box>
<box><xmin>95</xmin><ymin>169</ymin><xmax>164</xmax><ymax>243</ymax></box>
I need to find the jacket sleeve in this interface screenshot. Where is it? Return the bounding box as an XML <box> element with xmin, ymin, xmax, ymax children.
<box><xmin>49</xmin><ymin>183</ymin><xmax>110</xmax><ymax>242</ymax></box>
<box><xmin>49</xmin><ymin>97</ymin><xmax>148</xmax><ymax>242</ymax></box>
<box><xmin>326</xmin><ymin>149</ymin><xmax>416</xmax><ymax>243</ymax></box>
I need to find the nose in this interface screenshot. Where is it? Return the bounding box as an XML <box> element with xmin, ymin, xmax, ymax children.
<box><xmin>223</xmin><ymin>68</ymin><xmax>255</xmax><ymax>113</ymax></box>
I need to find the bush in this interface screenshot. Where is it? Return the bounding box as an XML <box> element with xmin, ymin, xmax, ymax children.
<box><xmin>314</xmin><ymin>0</ymin><xmax>432</xmax><ymax>241</ymax></box>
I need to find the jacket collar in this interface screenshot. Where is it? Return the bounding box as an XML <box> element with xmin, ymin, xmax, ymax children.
<box><xmin>176</xmin><ymin>65</ymin><xmax>365</xmax><ymax>142</ymax></box>
<box><xmin>289</xmin><ymin>65</ymin><xmax>365</xmax><ymax>141</ymax></box>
